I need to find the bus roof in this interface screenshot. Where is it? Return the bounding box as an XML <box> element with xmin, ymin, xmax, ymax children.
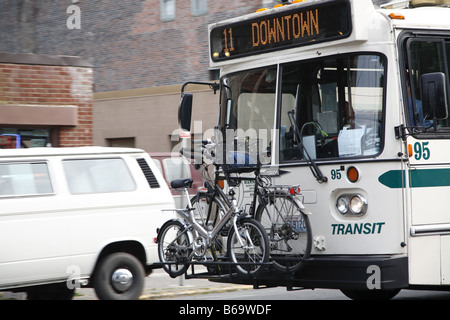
<box><xmin>208</xmin><ymin>0</ymin><xmax>449</xmax><ymax>67</ymax></box>
<box><xmin>379</xmin><ymin>6</ymin><xmax>450</xmax><ymax>30</ymax></box>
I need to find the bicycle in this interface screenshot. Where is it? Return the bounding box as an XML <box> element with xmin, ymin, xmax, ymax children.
<box><xmin>157</xmin><ymin>151</ymin><xmax>270</xmax><ymax>278</ymax></box>
<box><xmin>253</xmin><ymin>178</ymin><xmax>312</xmax><ymax>273</ymax></box>
<box><xmin>184</xmin><ymin>139</ymin><xmax>313</xmax><ymax>273</ymax></box>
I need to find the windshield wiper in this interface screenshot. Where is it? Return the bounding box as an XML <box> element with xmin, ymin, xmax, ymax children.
<box><xmin>288</xmin><ymin>111</ymin><xmax>328</xmax><ymax>183</ymax></box>
<box><xmin>287</xmin><ymin>85</ymin><xmax>327</xmax><ymax>183</ymax></box>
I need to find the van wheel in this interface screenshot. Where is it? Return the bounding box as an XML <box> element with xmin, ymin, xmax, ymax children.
<box><xmin>26</xmin><ymin>283</ymin><xmax>75</xmax><ymax>300</ymax></box>
<box><xmin>93</xmin><ymin>252</ymin><xmax>145</xmax><ymax>300</ymax></box>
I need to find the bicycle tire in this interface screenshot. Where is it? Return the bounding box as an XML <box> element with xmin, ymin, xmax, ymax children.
<box><xmin>227</xmin><ymin>218</ymin><xmax>270</xmax><ymax>276</ymax></box>
<box><xmin>255</xmin><ymin>191</ymin><xmax>312</xmax><ymax>273</ymax></box>
<box><xmin>157</xmin><ymin>219</ymin><xmax>192</xmax><ymax>278</ymax></box>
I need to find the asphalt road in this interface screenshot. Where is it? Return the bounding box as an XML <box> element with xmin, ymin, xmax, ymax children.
<box><xmin>4</xmin><ymin>267</ymin><xmax>450</xmax><ymax>300</ymax></box>
<box><xmin>75</xmin><ymin>268</ymin><xmax>450</xmax><ymax>300</ymax></box>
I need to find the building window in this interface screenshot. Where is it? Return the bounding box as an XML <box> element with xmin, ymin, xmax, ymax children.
<box><xmin>0</xmin><ymin>129</ymin><xmax>50</xmax><ymax>148</ymax></box>
<box><xmin>161</xmin><ymin>0</ymin><xmax>175</xmax><ymax>21</ymax></box>
<box><xmin>192</xmin><ymin>0</ymin><xmax>207</xmax><ymax>16</ymax></box>
<box><xmin>107</xmin><ymin>137</ymin><xmax>135</xmax><ymax>148</ymax></box>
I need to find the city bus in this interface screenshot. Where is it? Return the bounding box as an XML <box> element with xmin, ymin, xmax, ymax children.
<box><xmin>178</xmin><ymin>0</ymin><xmax>450</xmax><ymax>299</ymax></box>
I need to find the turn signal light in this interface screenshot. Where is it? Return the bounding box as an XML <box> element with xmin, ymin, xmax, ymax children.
<box><xmin>389</xmin><ymin>13</ymin><xmax>405</xmax><ymax>19</ymax></box>
<box><xmin>408</xmin><ymin>144</ymin><xmax>413</xmax><ymax>157</ymax></box>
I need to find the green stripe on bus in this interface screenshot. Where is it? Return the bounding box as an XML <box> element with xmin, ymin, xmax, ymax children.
<box><xmin>378</xmin><ymin>170</ymin><xmax>405</xmax><ymax>189</ymax></box>
<box><xmin>379</xmin><ymin>169</ymin><xmax>450</xmax><ymax>189</ymax></box>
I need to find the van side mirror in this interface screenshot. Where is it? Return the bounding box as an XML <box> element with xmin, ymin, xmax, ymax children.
<box><xmin>421</xmin><ymin>72</ymin><xmax>448</xmax><ymax>122</ymax></box>
<box><xmin>178</xmin><ymin>93</ymin><xmax>193</xmax><ymax>131</ymax></box>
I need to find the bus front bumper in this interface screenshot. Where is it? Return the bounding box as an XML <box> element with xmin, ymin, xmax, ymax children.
<box><xmin>210</xmin><ymin>255</ymin><xmax>409</xmax><ymax>291</ymax></box>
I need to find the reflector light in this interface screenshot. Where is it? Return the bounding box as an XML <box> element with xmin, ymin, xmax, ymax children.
<box><xmin>347</xmin><ymin>166</ymin><xmax>359</xmax><ymax>183</ymax></box>
<box><xmin>289</xmin><ymin>187</ymin><xmax>301</xmax><ymax>195</ymax></box>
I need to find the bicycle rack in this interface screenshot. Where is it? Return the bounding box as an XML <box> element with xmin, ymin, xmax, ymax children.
<box><xmin>156</xmin><ymin>255</ymin><xmax>314</xmax><ymax>291</ymax></box>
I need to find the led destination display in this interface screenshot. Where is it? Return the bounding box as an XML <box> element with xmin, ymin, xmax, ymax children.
<box><xmin>210</xmin><ymin>0</ymin><xmax>352</xmax><ymax>61</ymax></box>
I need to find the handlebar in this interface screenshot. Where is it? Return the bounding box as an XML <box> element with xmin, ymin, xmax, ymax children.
<box><xmin>180</xmin><ymin>139</ymin><xmax>216</xmax><ymax>167</ymax></box>
<box><xmin>180</xmin><ymin>139</ymin><xmax>263</xmax><ymax>176</ymax></box>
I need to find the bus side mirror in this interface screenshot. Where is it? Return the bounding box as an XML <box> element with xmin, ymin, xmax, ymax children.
<box><xmin>421</xmin><ymin>72</ymin><xmax>448</xmax><ymax>121</ymax></box>
<box><xmin>178</xmin><ymin>93</ymin><xmax>193</xmax><ymax>131</ymax></box>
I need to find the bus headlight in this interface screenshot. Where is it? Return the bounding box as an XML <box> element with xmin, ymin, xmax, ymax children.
<box><xmin>336</xmin><ymin>196</ymin><xmax>350</xmax><ymax>214</ymax></box>
<box><xmin>336</xmin><ymin>194</ymin><xmax>367</xmax><ymax>216</ymax></box>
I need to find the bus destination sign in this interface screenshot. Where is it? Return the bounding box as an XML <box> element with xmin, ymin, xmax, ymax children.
<box><xmin>210</xmin><ymin>0</ymin><xmax>351</xmax><ymax>62</ymax></box>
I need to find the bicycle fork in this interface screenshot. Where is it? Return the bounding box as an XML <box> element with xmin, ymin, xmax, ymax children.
<box><xmin>233</xmin><ymin>218</ymin><xmax>255</xmax><ymax>250</ymax></box>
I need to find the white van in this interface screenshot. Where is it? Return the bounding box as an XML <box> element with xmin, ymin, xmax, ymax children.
<box><xmin>0</xmin><ymin>147</ymin><xmax>175</xmax><ymax>300</ymax></box>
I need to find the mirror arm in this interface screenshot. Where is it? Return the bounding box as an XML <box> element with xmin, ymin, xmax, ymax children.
<box><xmin>181</xmin><ymin>81</ymin><xmax>220</xmax><ymax>95</ymax></box>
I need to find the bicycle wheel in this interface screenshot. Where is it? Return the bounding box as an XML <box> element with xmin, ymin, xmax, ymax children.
<box><xmin>255</xmin><ymin>191</ymin><xmax>312</xmax><ymax>273</ymax></box>
<box><xmin>157</xmin><ymin>219</ymin><xmax>192</xmax><ymax>278</ymax></box>
<box><xmin>227</xmin><ymin>218</ymin><xmax>270</xmax><ymax>276</ymax></box>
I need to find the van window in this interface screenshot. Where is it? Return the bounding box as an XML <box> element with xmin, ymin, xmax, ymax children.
<box><xmin>63</xmin><ymin>158</ymin><xmax>136</xmax><ymax>194</ymax></box>
<box><xmin>162</xmin><ymin>157</ymin><xmax>192</xmax><ymax>182</ymax></box>
<box><xmin>0</xmin><ymin>162</ymin><xmax>53</xmax><ymax>197</ymax></box>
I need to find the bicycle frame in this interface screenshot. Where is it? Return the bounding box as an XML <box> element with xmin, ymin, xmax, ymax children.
<box><xmin>215</xmin><ymin>168</ymin><xmax>306</xmax><ymax>234</ymax></box>
<box><xmin>174</xmin><ymin>182</ymin><xmax>253</xmax><ymax>252</ymax></box>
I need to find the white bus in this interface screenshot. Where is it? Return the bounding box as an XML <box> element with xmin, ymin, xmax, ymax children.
<box><xmin>178</xmin><ymin>0</ymin><xmax>450</xmax><ymax>299</ymax></box>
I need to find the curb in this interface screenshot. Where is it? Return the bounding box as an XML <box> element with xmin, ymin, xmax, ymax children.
<box><xmin>140</xmin><ymin>285</ymin><xmax>252</xmax><ymax>300</ymax></box>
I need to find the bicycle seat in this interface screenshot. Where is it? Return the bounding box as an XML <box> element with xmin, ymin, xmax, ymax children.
<box><xmin>170</xmin><ymin>178</ymin><xmax>193</xmax><ymax>189</ymax></box>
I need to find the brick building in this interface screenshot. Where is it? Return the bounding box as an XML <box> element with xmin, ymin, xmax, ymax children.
<box><xmin>0</xmin><ymin>0</ymin><xmax>391</xmax><ymax>151</ymax></box>
<box><xmin>0</xmin><ymin>52</ymin><xmax>93</xmax><ymax>147</ymax></box>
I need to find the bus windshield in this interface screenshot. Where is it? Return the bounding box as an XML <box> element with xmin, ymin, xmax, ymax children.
<box><xmin>219</xmin><ymin>53</ymin><xmax>386</xmax><ymax>164</ymax></box>
<box><xmin>220</xmin><ymin>67</ymin><xmax>277</xmax><ymax>165</ymax></box>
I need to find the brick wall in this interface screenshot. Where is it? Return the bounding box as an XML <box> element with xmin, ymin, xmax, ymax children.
<box><xmin>0</xmin><ymin>1</ymin><xmax>390</xmax><ymax>93</ymax></box>
<box><xmin>57</xmin><ymin>65</ymin><xmax>93</xmax><ymax>147</ymax></box>
<box><xmin>0</xmin><ymin>0</ymin><xmax>264</xmax><ymax>92</ymax></box>
<box><xmin>0</xmin><ymin>53</ymin><xmax>93</xmax><ymax>147</ymax></box>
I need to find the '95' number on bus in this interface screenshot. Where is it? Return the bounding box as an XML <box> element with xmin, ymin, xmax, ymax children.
<box><xmin>413</xmin><ymin>142</ymin><xmax>430</xmax><ymax>160</ymax></box>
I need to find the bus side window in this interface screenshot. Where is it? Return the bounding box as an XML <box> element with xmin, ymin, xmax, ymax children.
<box><xmin>406</xmin><ymin>39</ymin><xmax>450</xmax><ymax>129</ymax></box>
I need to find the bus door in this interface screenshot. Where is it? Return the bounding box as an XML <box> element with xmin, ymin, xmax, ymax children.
<box><xmin>402</xmin><ymin>33</ymin><xmax>450</xmax><ymax>285</ymax></box>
